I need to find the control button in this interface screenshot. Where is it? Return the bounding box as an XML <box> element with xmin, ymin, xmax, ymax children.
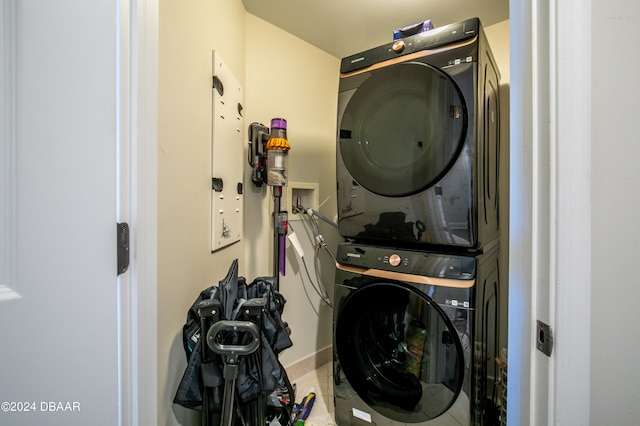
<box><xmin>389</xmin><ymin>254</ymin><xmax>401</xmax><ymax>267</ymax></box>
<box><xmin>392</xmin><ymin>40</ymin><xmax>405</xmax><ymax>53</ymax></box>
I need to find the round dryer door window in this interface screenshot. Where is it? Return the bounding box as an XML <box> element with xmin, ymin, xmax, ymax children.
<box><xmin>335</xmin><ymin>282</ymin><xmax>465</xmax><ymax>423</ymax></box>
<box><xmin>339</xmin><ymin>62</ymin><xmax>467</xmax><ymax>197</ymax></box>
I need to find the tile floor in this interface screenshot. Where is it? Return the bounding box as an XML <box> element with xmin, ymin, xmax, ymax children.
<box><xmin>289</xmin><ymin>362</ymin><xmax>336</xmax><ymax>426</ymax></box>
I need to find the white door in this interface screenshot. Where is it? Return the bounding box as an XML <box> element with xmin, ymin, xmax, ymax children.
<box><xmin>1</xmin><ymin>1</ymin><xmax>120</xmax><ymax>423</ymax></box>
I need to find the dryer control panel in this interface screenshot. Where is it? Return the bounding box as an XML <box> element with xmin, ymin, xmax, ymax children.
<box><xmin>340</xmin><ymin>17</ymin><xmax>480</xmax><ymax>73</ymax></box>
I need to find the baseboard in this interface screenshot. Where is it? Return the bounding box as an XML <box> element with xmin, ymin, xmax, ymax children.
<box><xmin>284</xmin><ymin>345</ymin><xmax>332</xmax><ymax>381</ymax></box>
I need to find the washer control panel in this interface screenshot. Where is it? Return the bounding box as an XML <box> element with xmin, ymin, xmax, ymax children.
<box><xmin>388</xmin><ymin>253</ymin><xmax>402</xmax><ymax>267</ymax></box>
<box><xmin>337</xmin><ymin>243</ymin><xmax>476</xmax><ymax>279</ymax></box>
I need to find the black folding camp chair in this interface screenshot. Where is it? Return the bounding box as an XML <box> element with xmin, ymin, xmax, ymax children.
<box><xmin>174</xmin><ymin>259</ymin><xmax>295</xmax><ymax>426</ymax></box>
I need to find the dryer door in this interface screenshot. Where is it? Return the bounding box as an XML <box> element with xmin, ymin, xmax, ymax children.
<box><xmin>338</xmin><ymin>62</ymin><xmax>467</xmax><ymax>197</ymax></box>
<box><xmin>335</xmin><ymin>281</ymin><xmax>466</xmax><ymax>423</ymax></box>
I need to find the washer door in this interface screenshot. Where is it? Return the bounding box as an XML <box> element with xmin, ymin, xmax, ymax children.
<box><xmin>335</xmin><ymin>282</ymin><xmax>465</xmax><ymax>423</ymax></box>
<box><xmin>339</xmin><ymin>62</ymin><xmax>467</xmax><ymax>197</ymax></box>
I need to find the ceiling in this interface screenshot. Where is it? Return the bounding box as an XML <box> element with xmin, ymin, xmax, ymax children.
<box><xmin>242</xmin><ymin>0</ymin><xmax>509</xmax><ymax>59</ymax></box>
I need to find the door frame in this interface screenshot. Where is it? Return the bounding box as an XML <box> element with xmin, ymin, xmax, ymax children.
<box><xmin>125</xmin><ymin>0</ymin><xmax>593</xmax><ymax>423</ymax></box>
<box><xmin>119</xmin><ymin>0</ymin><xmax>158</xmax><ymax>424</ymax></box>
<box><xmin>508</xmin><ymin>0</ymin><xmax>591</xmax><ymax>424</ymax></box>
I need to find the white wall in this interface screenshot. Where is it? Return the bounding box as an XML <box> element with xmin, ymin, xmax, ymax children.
<box><xmin>591</xmin><ymin>1</ymin><xmax>640</xmax><ymax>424</ymax></box>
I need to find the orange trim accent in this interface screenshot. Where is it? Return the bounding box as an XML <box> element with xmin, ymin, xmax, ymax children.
<box><xmin>336</xmin><ymin>262</ymin><xmax>475</xmax><ymax>289</ymax></box>
<box><xmin>340</xmin><ymin>35</ymin><xmax>478</xmax><ymax>78</ymax></box>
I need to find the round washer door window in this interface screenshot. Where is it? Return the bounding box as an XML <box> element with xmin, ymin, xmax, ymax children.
<box><xmin>335</xmin><ymin>282</ymin><xmax>465</xmax><ymax>423</ymax></box>
<box><xmin>339</xmin><ymin>62</ymin><xmax>466</xmax><ymax>197</ymax></box>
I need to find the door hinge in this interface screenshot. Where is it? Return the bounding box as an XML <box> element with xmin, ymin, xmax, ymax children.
<box><xmin>117</xmin><ymin>222</ymin><xmax>130</xmax><ymax>275</ymax></box>
<box><xmin>536</xmin><ymin>320</ymin><xmax>553</xmax><ymax>357</ymax></box>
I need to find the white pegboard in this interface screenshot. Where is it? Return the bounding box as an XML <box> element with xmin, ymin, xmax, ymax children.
<box><xmin>211</xmin><ymin>51</ymin><xmax>244</xmax><ymax>251</ymax></box>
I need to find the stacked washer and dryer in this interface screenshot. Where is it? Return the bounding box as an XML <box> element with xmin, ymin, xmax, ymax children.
<box><xmin>333</xmin><ymin>18</ymin><xmax>503</xmax><ymax>425</ymax></box>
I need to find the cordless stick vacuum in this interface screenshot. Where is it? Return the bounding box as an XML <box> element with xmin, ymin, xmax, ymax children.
<box><xmin>249</xmin><ymin>118</ymin><xmax>290</xmax><ymax>291</ymax></box>
<box><xmin>267</xmin><ymin>119</ymin><xmax>290</xmax><ymax>290</ymax></box>
<box><xmin>246</xmin><ymin>119</ymin><xmax>296</xmax><ymax>424</ymax></box>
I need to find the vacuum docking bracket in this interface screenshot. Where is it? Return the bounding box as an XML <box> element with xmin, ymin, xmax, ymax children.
<box><xmin>248</xmin><ymin>122</ymin><xmax>270</xmax><ymax>187</ymax></box>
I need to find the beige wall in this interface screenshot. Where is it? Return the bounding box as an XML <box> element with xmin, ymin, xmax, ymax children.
<box><xmin>158</xmin><ymin>3</ymin><xmax>510</xmax><ymax>423</ymax></box>
<box><xmin>485</xmin><ymin>20</ymin><xmax>510</xmax><ymax>85</ymax></box>
<box><xmin>244</xmin><ymin>14</ymin><xmax>341</xmax><ymax>367</ymax></box>
<box><xmin>158</xmin><ymin>1</ymin><xmax>339</xmax><ymax>424</ymax></box>
<box><xmin>158</xmin><ymin>0</ymin><xmax>247</xmax><ymax>424</ymax></box>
